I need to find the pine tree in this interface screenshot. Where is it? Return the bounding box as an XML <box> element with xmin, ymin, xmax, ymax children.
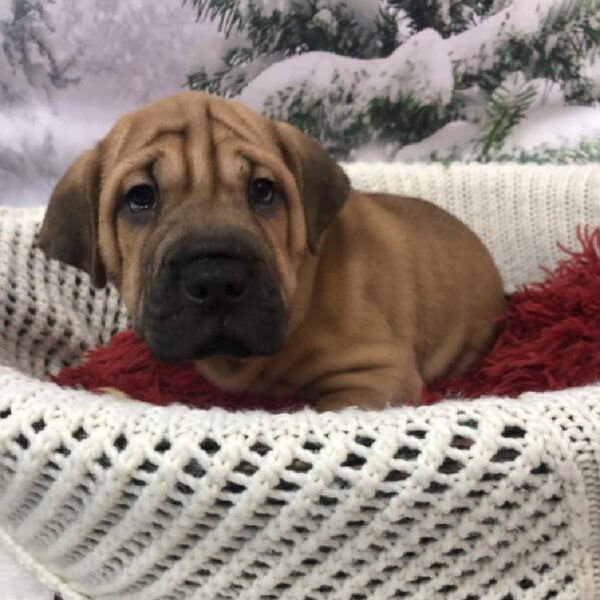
<box><xmin>467</xmin><ymin>1</ymin><xmax>600</xmax><ymax>103</ymax></box>
<box><xmin>386</xmin><ymin>0</ymin><xmax>497</xmax><ymax>38</ymax></box>
<box><xmin>183</xmin><ymin>0</ymin><xmax>600</xmax><ymax>161</ymax></box>
<box><xmin>187</xmin><ymin>1</ymin><xmax>394</xmax><ymax>98</ymax></box>
<box><xmin>188</xmin><ymin>1</ymin><xmax>458</xmax><ymax>158</ymax></box>
<box><xmin>478</xmin><ymin>73</ymin><xmax>537</xmax><ymax>157</ymax></box>
<box><xmin>472</xmin><ymin>1</ymin><xmax>600</xmax><ymax>159</ymax></box>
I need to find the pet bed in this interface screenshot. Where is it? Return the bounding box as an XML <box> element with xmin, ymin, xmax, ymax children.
<box><xmin>1</xmin><ymin>163</ymin><xmax>600</xmax><ymax>600</ymax></box>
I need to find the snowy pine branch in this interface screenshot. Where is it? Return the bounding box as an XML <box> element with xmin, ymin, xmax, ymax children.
<box><xmin>386</xmin><ymin>0</ymin><xmax>498</xmax><ymax>38</ymax></box>
<box><xmin>478</xmin><ymin>73</ymin><xmax>537</xmax><ymax>156</ymax></box>
<box><xmin>186</xmin><ymin>0</ymin><xmax>600</xmax><ymax>160</ymax></box>
<box><xmin>188</xmin><ymin>0</ymin><xmax>241</xmax><ymax>36</ymax></box>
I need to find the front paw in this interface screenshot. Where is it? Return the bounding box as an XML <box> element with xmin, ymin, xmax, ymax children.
<box><xmin>314</xmin><ymin>392</ymin><xmax>388</xmax><ymax>412</ymax></box>
<box><xmin>97</xmin><ymin>387</ymin><xmax>132</xmax><ymax>401</ymax></box>
<box><xmin>314</xmin><ymin>383</ymin><xmax>423</xmax><ymax>412</ymax></box>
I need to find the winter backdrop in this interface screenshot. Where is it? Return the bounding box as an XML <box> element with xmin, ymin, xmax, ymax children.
<box><xmin>1</xmin><ymin>0</ymin><xmax>599</xmax><ymax>207</ymax></box>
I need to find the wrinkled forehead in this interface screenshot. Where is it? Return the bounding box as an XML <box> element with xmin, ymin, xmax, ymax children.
<box><xmin>100</xmin><ymin>92</ymin><xmax>283</xmax><ymax>186</ymax></box>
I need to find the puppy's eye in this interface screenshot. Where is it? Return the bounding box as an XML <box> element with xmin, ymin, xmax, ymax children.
<box><xmin>125</xmin><ymin>184</ymin><xmax>157</xmax><ymax>213</ymax></box>
<box><xmin>248</xmin><ymin>177</ymin><xmax>276</xmax><ymax>208</ymax></box>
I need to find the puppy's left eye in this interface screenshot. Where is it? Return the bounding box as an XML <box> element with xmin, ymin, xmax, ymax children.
<box><xmin>248</xmin><ymin>178</ymin><xmax>276</xmax><ymax>208</ymax></box>
<box><xmin>125</xmin><ymin>184</ymin><xmax>157</xmax><ymax>213</ymax></box>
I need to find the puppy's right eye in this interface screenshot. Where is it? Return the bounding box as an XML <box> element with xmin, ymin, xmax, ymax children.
<box><xmin>248</xmin><ymin>177</ymin><xmax>276</xmax><ymax>209</ymax></box>
<box><xmin>125</xmin><ymin>184</ymin><xmax>157</xmax><ymax>213</ymax></box>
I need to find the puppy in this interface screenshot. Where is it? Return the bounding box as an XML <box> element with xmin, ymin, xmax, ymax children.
<box><xmin>39</xmin><ymin>91</ymin><xmax>505</xmax><ymax>411</ymax></box>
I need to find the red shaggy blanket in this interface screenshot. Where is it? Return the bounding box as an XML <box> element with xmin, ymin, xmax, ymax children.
<box><xmin>53</xmin><ymin>227</ymin><xmax>600</xmax><ymax>410</ymax></box>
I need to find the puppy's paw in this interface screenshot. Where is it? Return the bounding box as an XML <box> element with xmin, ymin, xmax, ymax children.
<box><xmin>314</xmin><ymin>381</ymin><xmax>424</xmax><ymax>412</ymax></box>
<box><xmin>98</xmin><ymin>387</ymin><xmax>132</xmax><ymax>401</ymax></box>
<box><xmin>314</xmin><ymin>392</ymin><xmax>388</xmax><ymax>412</ymax></box>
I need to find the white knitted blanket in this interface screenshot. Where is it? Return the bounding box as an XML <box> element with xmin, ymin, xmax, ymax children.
<box><xmin>1</xmin><ymin>163</ymin><xmax>600</xmax><ymax>600</ymax></box>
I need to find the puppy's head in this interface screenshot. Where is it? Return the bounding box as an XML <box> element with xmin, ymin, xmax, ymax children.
<box><xmin>39</xmin><ymin>91</ymin><xmax>349</xmax><ymax>363</ymax></box>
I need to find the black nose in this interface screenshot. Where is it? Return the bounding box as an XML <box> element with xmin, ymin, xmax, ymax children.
<box><xmin>169</xmin><ymin>239</ymin><xmax>252</xmax><ymax>308</ymax></box>
<box><xmin>181</xmin><ymin>258</ymin><xmax>249</xmax><ymax>306</ymax></box>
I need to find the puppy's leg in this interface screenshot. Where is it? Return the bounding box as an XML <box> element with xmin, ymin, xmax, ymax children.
<box><xmin>314</xmin><ymin>351</ymin><xmax>424</xmax><ymax>412</ymax></box>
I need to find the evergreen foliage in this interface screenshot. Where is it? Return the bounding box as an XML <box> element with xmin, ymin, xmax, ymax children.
<box><xmin>187</xmin><ymin>0</ymin><xmax>600</xmax><ymax>161</ymax></box>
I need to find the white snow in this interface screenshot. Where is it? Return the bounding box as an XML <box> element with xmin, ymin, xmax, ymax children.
<box><xmin>235</xmin><ymin>0</ymin><xmax>594</xmax><ymax>138</ymax></box>
<box><xmin>393</xmin><ymin>9</ymin><xmax>415</xmax><ymax>44</ymax></box>
<box><xmin>0</xmin><ymin>1</ymin><xmax>11</xmax><ymax>21</ymax></box>
<box><xmin>527</xmin><ymin>78</ymin><xmax>565</xmax><ymax>107</ymax></box>
<box><xmin>187</xmin><ymin>28</ymin><xmax>252</xmax><ymax>79</ymax></box>
<box><xmin>222</xmin><ymin>53</ymin><xmax>286</xmax><ymax>96</ymax></box>
<box><xmin>457</xmin><ymin>85</ymin><xmax>487</xmax><ymax>123</ymax></box>
<box><xmin>313</xmin><ymin>8</ymin><xmax>336</xmax><ymax>29</ymax></box>
<box><xmin>361</xmin><ymin>104</ymin><xmax>600</xmax><ymax>163</ymax></box>
<box><xmin>583</xmin><ymin>55</ymin><xmax>600</xmax><ymax>98</ymax></box>
<box><xmin>394</xmin><ymin>121</ymin><xmax>480</xmax><ymax>161</ymax></box>
<box><xmin>491</xmin><ymin>72</ymin><xmax>566</xmax><ymax>108</ymax></box>
<box><xmin>447</xmin><ymin>0</ymin><xmax>568</xmax><ymax>74</ymax></box>
<box><xmin>502</xmin><ymin>105</ymin><xmax>600</xmax><ymax>150</ymax></box>
<box><xmin>239</xmin><ymin>28</ymin><xmax>453</xmax><ymax>116</ymax></box>
<box><xmin>351</xmin><ymin>104</ymin><xmax>600</xmax><ymax>163</ymax></box>
<box><xmin>46</xmin><ymin>0</ymin><xmax>219</xmax><ymax>105</ymax></box>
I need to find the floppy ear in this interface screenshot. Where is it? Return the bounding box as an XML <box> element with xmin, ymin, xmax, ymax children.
<box><xmin>274</xmin><ymin>122</ymin><xmax>350</xmax><ymax>254</ymax></box>
<box><xmin>38</xmin><ymin>148</ymin><xmax>107</xmax><ymax>287</ymax></box>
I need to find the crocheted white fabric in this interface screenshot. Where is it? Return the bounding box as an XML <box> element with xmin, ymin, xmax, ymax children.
<box><xmin>1</xmin><ymin>163</ymin><xmax>600</xmax><ymax>600</ymax></box>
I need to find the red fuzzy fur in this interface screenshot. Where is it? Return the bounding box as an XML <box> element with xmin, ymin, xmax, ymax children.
<box><xmin>422</xmin><ymin>227</ymin><xmax>600</xmax><ymax>403</ymax></box>
<box><xmin>53</xmin><ymin>331</ymin><xmax>305</xmax><ymax>412</ymax></box>
<box><xmin>53</xmin><ymin>227</ymin><xmax>600</xmax><ymax>410</ymax></box>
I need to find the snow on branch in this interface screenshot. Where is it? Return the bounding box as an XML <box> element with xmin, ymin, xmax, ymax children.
<box><xmin>239</xmin><ymin>28</ymin><xmax>452</xmax><ymax>119</ymax></box>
